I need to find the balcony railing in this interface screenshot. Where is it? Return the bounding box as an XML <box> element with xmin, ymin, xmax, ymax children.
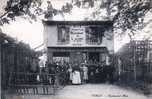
<box><xmin>57</xmin><ymin>41</ymin><xmax>70</xmax><ymax>45</ymax></box>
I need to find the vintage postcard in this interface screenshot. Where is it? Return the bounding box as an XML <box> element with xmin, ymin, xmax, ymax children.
<box><xmin>0</xmin><ymin>0</ymin><xmax>152</xmax><ymax>99</ymax></box>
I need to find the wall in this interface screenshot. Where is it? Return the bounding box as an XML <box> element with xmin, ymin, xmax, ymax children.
<box><xmin>43</xmin><ymin>25</ymin><xmax>58</xmax><ymax>47</ymax></box>
<box><xmin>43</xmin><ymin>24</ymin><xmax>114</xmax><ymax>53</ymax></box>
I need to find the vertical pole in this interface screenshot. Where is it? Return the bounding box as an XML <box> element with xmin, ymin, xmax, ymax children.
<box><xmin>0</xmin><ymin>43</ymin><xmax>2</xmax><ymax>99</ymax></box>
<box><xmin>133</xmin><ymin>41</ymin><xmax>136</xmax><ymax>81</ymax></box>
<box><xmin>0</xmin><ymin>43</ymin><xmax>5</xmax><ymax>99</ymax></box>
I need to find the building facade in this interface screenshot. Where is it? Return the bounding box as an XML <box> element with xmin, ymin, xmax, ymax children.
<box><xmin>43</xmin><ymin>21</ymin><xmax>114</xmax><ymax>65</ymax></box>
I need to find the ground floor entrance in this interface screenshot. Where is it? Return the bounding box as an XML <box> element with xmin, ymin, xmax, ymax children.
<box><xmin>47</xmin><ymin>47</ymin><xmax>108</xmax><ymax>65</ymax></box>
<box><xmin>46</xmin><ymin>47</ymin><xmax>115</xmax><ymax>84</ymax></box>
<box><xmin>89</xmin><ymin>52</ymin><xmax>100</xmax><ymax>62</ymax></box>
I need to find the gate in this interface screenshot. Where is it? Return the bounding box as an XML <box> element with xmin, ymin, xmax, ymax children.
<box><xmin>7</xmin><ymin>72</ymin><xmax>67</xmax><ymax>95</ymax></box>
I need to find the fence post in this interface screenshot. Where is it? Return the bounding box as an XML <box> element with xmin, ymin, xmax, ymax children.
<box><xmin>0</xmin><ymin>43</ymin><xmax>6</xmax><ymax>99</ymax></box>
<box><xmin>132</xmin><ymin>41</ymin><xmax>136</xmax><ymax>81</ymax></box>
<box><xmin>0</xmin><ymin>43</ymin><xmax>2</xmax><ymax>98</ymax></box>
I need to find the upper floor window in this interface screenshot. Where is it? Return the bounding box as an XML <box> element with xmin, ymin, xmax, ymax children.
<box><xmin>86</xmin><ymin>26</ymin><xmax>104</xmax><ymax>45</ymax></box>
<box><xmin>57</xmin><ymin>25</ymin><xmax>70</xmax><ymax>44</ymax></box>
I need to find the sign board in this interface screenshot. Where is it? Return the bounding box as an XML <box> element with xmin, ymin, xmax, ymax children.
<box><xmin>70</xmin><ymin>26</ymin><xmax>85</xmax><ymax>46</ymax></box>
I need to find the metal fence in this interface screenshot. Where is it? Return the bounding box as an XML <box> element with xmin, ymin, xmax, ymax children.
<box><xmin>7</xmin><ymin>72</ymin><xmax>67</xmax><ymax>95</ymax></box>
<box><xmin>117</xmin><ymin>40</ymin><xmax>152</xmax><ymax>82</ymax></box>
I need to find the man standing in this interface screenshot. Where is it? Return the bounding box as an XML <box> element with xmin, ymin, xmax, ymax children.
<box><xmin>68</xmin><ymin>65</ymin><xmax>73</xmax><ymax>84</ymax></box>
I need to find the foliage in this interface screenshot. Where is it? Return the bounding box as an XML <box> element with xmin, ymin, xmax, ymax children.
<box><xmin>0</xmin><ymin>0</ymin><xmax>152</xmax><ymax>35</ymax></box>
<box><xmin>0</xmin><ymin>0</ymin><xmax>41</xmax><ymax>24</ymax></box>
<box><xmin>114</xmin><ymin>0</ymin><xmax>152</xmax><ymax>36</ymax></box>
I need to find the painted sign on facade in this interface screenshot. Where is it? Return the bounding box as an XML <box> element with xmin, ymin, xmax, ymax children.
<box><xmin>70</xmin><ymin>26</ymin><xmax>85</xmax><ymax>46</ymax></box>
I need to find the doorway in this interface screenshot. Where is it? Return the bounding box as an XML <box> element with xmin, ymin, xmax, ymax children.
<box><xmin>89</xmin><ymin>52</ymin><xmax>100</xmax><ymax>62</ymax></box>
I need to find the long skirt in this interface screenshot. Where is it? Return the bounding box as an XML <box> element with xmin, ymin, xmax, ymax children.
<box><xmin>83</xmin><ymin>71</ymin><xmax>88</xmax><ymax>80</ymax></box>
<box><xmin>72</xmin><ymin>71</ymin><xmax>81</xmax><ymax>84</ymax></box>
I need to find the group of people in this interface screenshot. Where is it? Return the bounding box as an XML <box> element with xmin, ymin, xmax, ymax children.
<box><xmin>47</xmin><ymin>62</ymin><xmax>88</xmax><ymax>85</ymax></box>
<box><xmin>67</xmin><ymin>64</ymin><xmax>88</xmax><ymax>85</ymax></box>
<box><xmin>46</xmin><ymin>61</ymin><xmax>116</xmax><ymax>85</ymax></box>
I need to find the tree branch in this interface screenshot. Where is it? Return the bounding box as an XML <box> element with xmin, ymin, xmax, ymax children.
<box><xmin>0</xmin><ymin>11</ymin><xmax>9</xmax><ymax>19</ymax></box>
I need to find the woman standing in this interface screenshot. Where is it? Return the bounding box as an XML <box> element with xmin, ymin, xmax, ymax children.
<box><xmin>82</xmin><ymin>64</ymin><xmax>88</xmax><ymax>83</ymax></box>
<box><xmin>72</xmin><ymin>66</ymin><xmax>81</xmax><ymax>85</ymax></box>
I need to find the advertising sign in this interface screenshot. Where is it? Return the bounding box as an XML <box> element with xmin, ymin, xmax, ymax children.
<box><xmin>70</xmin><ymin>26</ymin><xmax>85</xmax><ymax>46</ymax></box>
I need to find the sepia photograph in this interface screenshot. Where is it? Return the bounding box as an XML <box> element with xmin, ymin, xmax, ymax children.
<box><xmin>0</xmin><ymin>0</ymin><xmax>152</xmax><ymax>99</ymax></box>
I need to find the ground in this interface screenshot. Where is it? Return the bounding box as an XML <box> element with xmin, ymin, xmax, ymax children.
<box><xmin>5</xmin><ymin>84</ymin><xmax>152</xmax><ymax>99</ymax></box>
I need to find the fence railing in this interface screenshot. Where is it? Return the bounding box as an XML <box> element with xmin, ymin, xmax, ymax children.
<box><xmin>8</xmin><ymin>72</ymin><xmax>67</xmax><ymax>95</ymax></box>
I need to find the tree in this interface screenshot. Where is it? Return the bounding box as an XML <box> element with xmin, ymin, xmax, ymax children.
<box><xmin>113</xmin><ymin>0</ymin><xmax>152</xmax><ymax>37</ymax></box>
<box><xmin>0</xmin><ymin>0</ymin><xmax>152</xmax><ymax>36</ymax></box>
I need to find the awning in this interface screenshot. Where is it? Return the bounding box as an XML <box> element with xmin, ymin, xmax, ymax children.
<box><xmin>48</xmin><ymin>47</ymin><xmax>108</xmax><ymax>53</ymax></box>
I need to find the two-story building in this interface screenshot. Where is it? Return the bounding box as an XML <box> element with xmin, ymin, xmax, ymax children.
<box><xmin>43</xmin><ymin>20</ymin><xmax>114</xmax><ymax>65</ymax></box>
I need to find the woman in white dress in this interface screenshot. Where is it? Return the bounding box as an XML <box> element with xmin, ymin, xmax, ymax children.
<box><xmin>72</xmin><ymin>68</ymin><xmax>81</xmax><ymax>84</ymax></box>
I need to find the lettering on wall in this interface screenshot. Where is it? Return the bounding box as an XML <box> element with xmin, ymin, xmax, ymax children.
<box><xmin>70</xmin><ymin>26</ymin><xmax>86</xmax><ymax>46</ymax></box>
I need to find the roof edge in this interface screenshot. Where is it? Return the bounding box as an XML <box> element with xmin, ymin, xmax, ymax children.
<box><xmin>42</xmin><ymin>20</ymin><xmax>113</xmax><ymax>26</ymax></box>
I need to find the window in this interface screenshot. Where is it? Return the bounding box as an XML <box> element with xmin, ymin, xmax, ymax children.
<box><xmin>58</xmin><ymin>25</ymin><xmax>70</xmax><ymax>44</ymax></box>
<box><xmin>86</xmin><ymin>26</ymin><xmax>103</xmax><ymax>45</ymax></box>
<box><xmin>53</xmin><ymin>52</ymin><xmax>70</xmax><ymax>63</ymax></box>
